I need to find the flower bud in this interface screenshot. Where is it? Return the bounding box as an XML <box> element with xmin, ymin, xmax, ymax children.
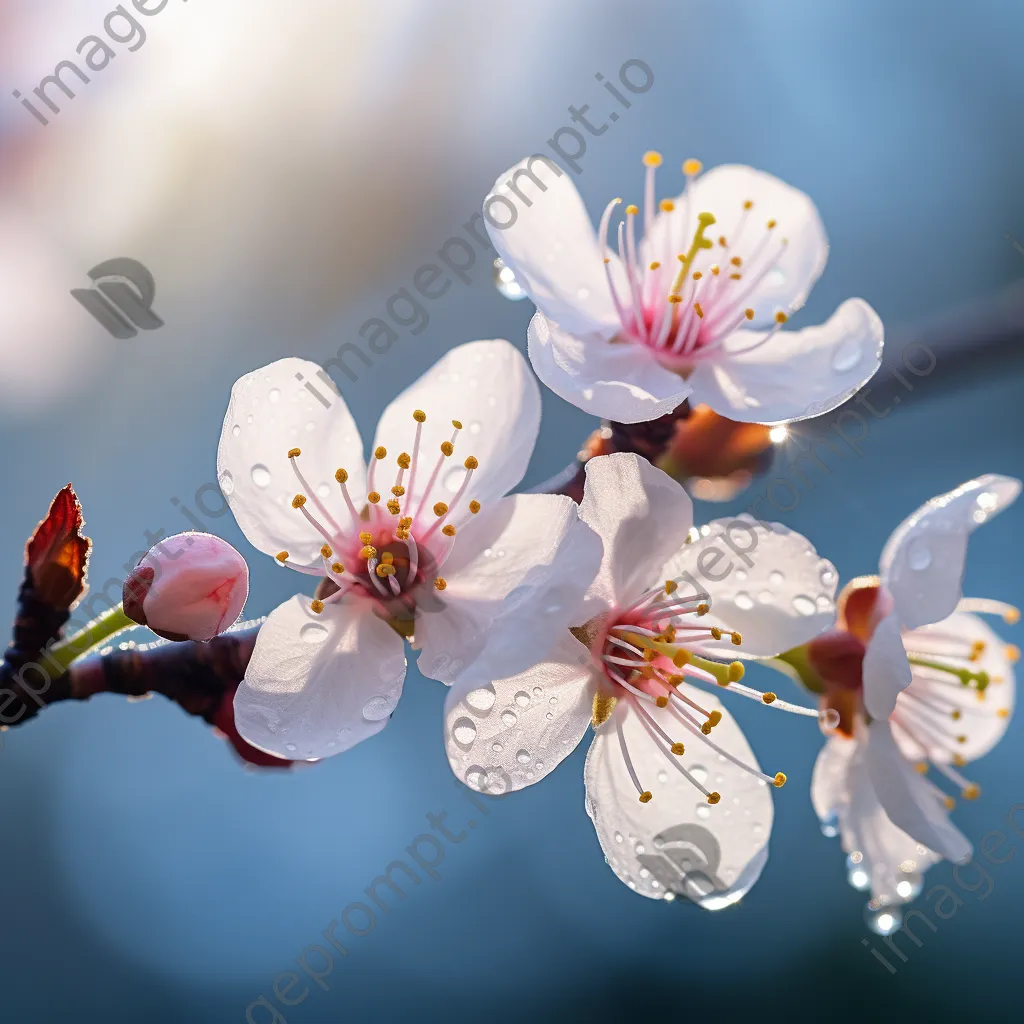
<box><xmin>123</xmin><ymin>533</ymin><xmax>249</xmax><ymax>641</ymax></box>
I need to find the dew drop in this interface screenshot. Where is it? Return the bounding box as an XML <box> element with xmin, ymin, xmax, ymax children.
<box><xmin>819</xmin><ymin>707</ymin><xmax>841</xmax><ymax>734</ymax></box>
<box><xmin>268</xmin><ymin>388</ymin><xmax>281</xmax><ymax>403</ymax></box>
<box><xmin>516</xmin><ymin>749</ymin><xmax>531</xmax><ymax>764</ymax></box>
<box><xmin>582</xmin><ymin>387</ymin><xmax>595</xmax><ymax>401</ymax></box>
<box><xmin>533</xmin><ymin>686</ymin><xmax>543</xmax><ymax>697</ymax></box>
<box><xmin>690</xmin><ymin>764</ymin><xmax>708</xmax><ymax>785</ymax></box>
<box><xmin>514</xmin><ymin>690</ymin><xmax>530</xmax><ymax>707</ymax></box>
<box><xmin>317</xmin><ymin>484</ymin><xmax>330</xmax><ymax>498</ymax></box>
<box><xmin>483</xmin><ymin>770</ymin><xmax>508</xmax><ymax>795</ymax></box>
<box><xmin>820</xmin><ymin>566</ymin><xmax>836</xmax><ymax>586</ymax></box>
<box><xmin>492</xmin><ymin>258</ymin><xmax>527</xmax><ymax>300</ymax></box>
<box><xmin>468</xmin><ymin>420</ymin><xmax>482</xmax><ymax>436</ymax></box>
<box><xmin>362</xmin><ymin>695</ymin><xmax>395</xmax><ymax>722</ymax></box>
<box><xmin>443</xmin><ymin>466</ymin><xmax>465</xmax><ymax>493</ymax></box>
<box><xmin>735</xmin><ymin>592</ymin><xmax>754</xmax><ymax>611</ymax></box>
<box><xmin>792</xmin><ymin>594</ymin><xmax>816</xmax><ymax>616</ymax></box>
<box><xmin>769</xmin><ymin>570</ymin><xmax>784</xmax><ymax>586</ymax></box>
<box><xmin>500</xmin><ymin>709</ymin><xmax>518</xmax><ymax>727</ymax></box>
<box><xmin>832</xmin><ymin>338</ymin><xmax>862</xmax><ymax>372</ymax></box>
<box><xmin>251</xmin><ymin>464</ymin><xmax>272</xmax><ymax>488</ymax></box>
<box><xmin>816</xmin><ymin>595</ymin><xmax>834</xmax><ymax>613</ymax></box>
<box><xmin>758</xmin><ymin>590</ymin><xmax>774</xmax><ymax>604</ymax></box>
<box><xmin>452</xmin><ymin>717</ymin><xmax>477</xmax><ymax>747</ymax></box>
<box><xmin>908</xmin><ymin>537</ymin><xmax>932</xmax><ymax>571</ymax></box>
<box><xmin>285</xmin><ymin>743</ymin><xmax>297</xmax><ymax>753</ymax></box>
<box><xmin>231</xmin><ymin>424</ymin><xmax>241</xmax><ymax>437</ymax></box>
<box><xmin>657</xmin><ymin>770</ymin><xmax>669</xmax><ymax>784</ymax></box>
<box><xmin>219</xmin><ymin>470</ymin><xmax>235</xmax><ymax>496</ymax></box>
<box><xmin>820</xmin><ymin>812</ymin><xmax>839</xmax><ymax>838</ymax></box>
<box><xmin>895</xmin><ymin>871</ymin><xmax>924</xmax><ymax>901</ymax></box>
<box><xmin>491</xmin><ymin>741</ymin><xmax>503</xmax><ymax>753</ymax></box>
<box><xmin>299</xmin><ymin>622</ymin><xmax>328</xmax><ymax>644</ymax></box>
<box><xmin>246</xmin><ymin>414</ymin><xmax>254</xmax><ymax>424</ymax></box>
<box><xmin>545</xmin><ymin>712</ymin><xmax>554</xmax><ymax>720</ymax></box>
<box><xmin>615</xmin><ymin>831</ymin><xmax>624</xmax><ymax>844</ymax></box>
<box><xmin>696</xmin><ymin>804</ymin><xmax>711</xmax><ymax>819</ymax></box>
<box><xmin>865</xmin><ymin>903</ymin><xmax>903</xmax><ymax>936</ymax></box>
<box><xmin>306</xmin><ymin>421</ymin><xmax>316</xmax><ymax>432</ymax></box>
<box><xmin>549</xmin><ymin>696</ymin><xmax>558</xmax><ymax>705</ymax></box>
<box><xmin>464</xmin><ymin>686</ymin><xmax>496</xmax><ymax>712</ymax></box>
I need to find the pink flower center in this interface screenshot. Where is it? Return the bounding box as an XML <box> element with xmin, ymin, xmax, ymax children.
<box><xmin>599</xmin><ymin>152</ymin><xmax>791</xmax><ymax>368</ymax></box>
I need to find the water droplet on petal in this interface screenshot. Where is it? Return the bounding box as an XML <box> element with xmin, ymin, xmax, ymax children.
<box><xmin>758</xmin><ymin>590</ymin><xmax>773</xmax><ymax>604</ymax></box>
<box><xmin>465</xmin><ymin>687</ymin><xmax>496</xmax><ymax>712</ymax></box>
<box><xmin>317</xmin><ymin>484</ymin><xmax>330</xmax><ymax>498</ymax></box>
<box><xmin>792</xmin><ymin>594</ymin><xmax>816</xmax><ymax>616</ymax></box>
<box><xmin>219</xmin><ymin>470</ymin><xmax>235</xmax><ymax>496</ymax></box>
<box><xmin>820</xmin><ymin>566</ymin><xmax>836</xmax><ymax>586</ymax></box>
<box><xmin>362</xmin><ymin>695</ymin><xmax>395</xmax><ymax>722</ymax></box>
<box><xmin>452</xmin><ymin>717</ymin><xmax>477</xmax><ymax>747</ymax></box>
<box><xmin>269</xmin><ymin>388</ymin><xmax>281</xmax><ymax>403</ymax></box>
<box><xmin>501</xmin><ymin>709</ymin><xmax>518</xmax><ymax>727</ymax></box>
<box><xmin>696</xmin><ymin>804</ymin><xmax>711</xmax><ymax>819</ymax></box>
<box><xmin>514</xmin><ymin>691</ymin><xmax>530</xmax><ymax>707</ymax></box>
<box><xmin>491</xmin><ymin>741</ymin><xmax>503</xmax><ymax>753</ymax></box>
<box><xmin>492</xmin><ymin>258</ymin><xmax>527</xmax><ymax>300</ymax></box>
<box><xmin>820</xmin><ymin>812</ymin><xmax>839</xmax><ymax>838</ymax></box>
<box><xmin>832</xmin><ymin>338</ymin><xmax>862</xmax><ymax>372</ymax></box>
<box><xmin>819</xmin><ymin>707</ymin><xmax>841</xmax><ymax>734</ymax></box>
<box><xmin>769</xmin><ymin>570</ymin><xmax>784</xmax><ymax>586</ymax></box>
<box><xmin>735</xmin><ymin>592</ymin><xmax>754</xmax><ymax>611</ymax></box>
<box><xmin>690</xmin><ymin>764</ymin><xmax>708</xmax><ymax>785</ymax></box>
<box><xmin>533</xmin><ymin>686</ymin><xmax>543</xmax><ymax>697</ymax></box>
<box><xmin>895</xmin><ymin>871</ymin><xmax>924</xmax><ymax>901</ymax></box>
<box><xmin>865</xmin><ymin>903</ymin><xmax>903</xmax><ymax>936</ymax></box>
<box><xmin>468</xmin><ymin>420</ymin><xmax>482</xmax><ymax>436</ymax></box>
<box><xmin>299</xmin><ymin>622</ymin><xmax>328</xmax><ymax>644</ymax></box>
<box><xmin>231</xmin><ymin>424</ymin><xmax>241</xmax><ymax>437</ymax></box>
<box><xmin>251</xmin><ymin>464</ymin><xmax>272</xmax><ymax>488</ymax></box>
<box><xmin>847</xmin><ymin>853</ymin><xmax>871</xmax><ymax>891</ymax></box>
<box><xmin>285</xmin><ymin>742</ymin><xmax>297</xmax><ymax>753</ymax></box>
<box><xmin>908</xmin><ymin>537</ymin><xmax>932</xmax><ymax>571</ymax></box>
<box><xmin>516</xmin><ymin>749</ymin><xmax>531</xmax><ymax>764</ymax></box>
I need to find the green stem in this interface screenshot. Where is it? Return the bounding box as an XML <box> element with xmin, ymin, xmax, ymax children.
<box><xmin>48</xmin><ymin>604</ymin><xmax>135</xmax><ymax>673</ymax></box>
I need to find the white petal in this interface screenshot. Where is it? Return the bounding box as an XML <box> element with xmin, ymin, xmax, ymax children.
<box><xmin>217</xmin><ymin>357</ymin><xmax>367</xmax><ymax>561</ymax></box>
<box><xmin>484</xmin><ymin>157</ymin><xmax>619</xmax><ymax>334</ymax></box>
<box><xmin>415</xmin><ymin>494</ymin><xmax>602</xmax><ymax>685</ymax></box>
<box><xmin>578</xmin><ymin>453</ymin><xmax>693</xmax><ymax>609</ymax></box>
<box><xmin>866</xmin><ymin>720</ymin><xmax>971</xmax><ymax>864</ymax></box>
<box><xmin>880</xmin><ymin>474</ymin><xmax>1021</xmax><ymax>630</ymax></box>
<box><xmin>895</xmin><ymin>611</ymin><xmax>1016</xmax><ymax>764</ymax></box>
<box><xmin>528</xmin><ymin>313</ymin><xmax>691</xmax><ymax>424</ymax></box>
<box><xmin>863</xmin><ymin>609</ymin><xmax>914</xmax><ymax>721</ymax></box>
<box><xmin>660</xmin><ymin>516</ymin><xmax>839</xmax><ymax>658</ymax></box>
<box><xmin>811</xmin><ymin>735</ymin><xmax>856</xmax><ymax>824</ymax></box>
<box><xmin>584</xmin><ymin>693</ymin><xmax>773</xmax><ymax>904</ymax></box>
<box><xmin>443</xmin><ymin>632</ymin><xmax>594</xmax><ymax>794</ymax></box>
<box><xmin>233</xmin><ymin>595</ymin><xmax>406</xmax><ymax>760</ymax></box>
<box><xmin>644</xmin><ymin>164</ymin><xmax>828</xmax><ymax>325</ymax></box>
<box><xmin>842</xmin><ymin>734</ymin><xmax>942</xmax><ymax>904</ymax></box>
<box><xmin>687</xmin><ymin>299</ymin><xmax>883</xmax><ymax>425</ymax></box>
<box><xmin>372</xmin><ymin>339</ymin><xmax>540</xmax><ymax>509</ymax></box>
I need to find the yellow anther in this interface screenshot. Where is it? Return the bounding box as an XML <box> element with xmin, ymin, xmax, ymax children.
<box><xmin>331</xmin><ymin>562</ymin><xmax>344</xmax><ymax>574</ymax></box>
<box><xmin>997</xmin><ymin>708</ymin><xmax>1010</xmax><ymax>718</ymax></box>
<box><xmin>391</xmin><ymin>485</ymin><xmax>406</xmax><ymax>496</ymax></box>
<box><xmin>433</xmin><ymin>577</ymin><xmax>447</xmax><ymax>591</ymax></box>
<box><xmin>700</xmin><ymin>721</ymin><xmax>712</xmax><ymax>735</ymax></box>
<box><xmin>773</xmin><ymin>772</ymin><xmax>787</xmax><ymax>788</ymax></box>
<box><xmin>413</xmin><ymin>410</ymin><xmax>426</xmax><ymax>422</ymax></box>
<box><xmin>730</xmin><ymin>272</ymin><xmax>742</xmax><ymax>280</ymax></box>
<box><xmin>291</xmin><ymin>494</ymin><xmax>307</xmax><ymax>509</ymax></box>
<box><xmin>708</xmin><ymin>710</ymin><xmax>723</xmax><ymax>727</ymax></box>
<box><xmin>667</xmin><ymin>674</ymin><xmax>685</xmax><ymax>687</ymax></box>
<box><xmin>653</xmin><ymin>695</ymin><xmax>668</xmax><ymax>709</ymax></box>
<box><xmin>664</xmin><ymin>580</ymin><xmax>678</xmax><ymax>595</ymax></box>
<box><xmin>464</xmin><ymin>456</ymin><xmax>479</xmax><ymax>470</ymax></box>
<box><xmin>368</xmin><ymin>491</ymin><xmax>381</xmax><ymax>504</ymax></box>
<box><xmin>962</xmin><ymin>784</ymin><xmax>981</xmax><ymax>801</ymax></box>
<box><xmin>670</xmin><ymin>742</ymin><xmax>685</xmax><ymax>755</ymax></box>
<box><xmin>697</xmin><ymin>603</ymin><xmax>710</xmax><ymax>616</ymax></box>
<box><xmin>775</xmin><ymin>311</ymin><xmax>788</xmax><ymax>324</ymax></box>
<box><xmin>743</xmin><ymin>199</ymin><xmax>753</xmax><ymax>210</ymax></box>
<box><xmin>694</xmin><ymin>302</ymin><xmax>704</xmax><ymax>319</ymax></box>
<box><xmin>944</xmin><ymin>796</ymin><xmax>957</xmax><ymax>811</ymax></box>
<box><xmin>730</xmin><ymin>256</ymin><xmax>742</xmax><ymax>267</ymax></box>
<box><xmin>359</xmin><ymin>531</ymin><xmax>373</xmax><ymax>544</ymax></box>
<box><xmin>1006</xmin><ymin>644</ymin><xmax>1021</xmax><ymax>663</ymax></box>
<box><xmin>399</xmin><ymin>517</ymin><xmax>413</xmax><ymax>530</ymax></box>
<box><xmin>667</xmin><ymin>294</ymin><xmax>683</xmax><ymax>304</ymax></box>
<box><xmin>970</xmin><ymin>640</ymin><xmax>986</xmax><ymax>661</ymax></box>
<box><xmin>433</xmin><ymin>502</ymin><xmax>449</xmax><ymax>517</ymax></box>
<box><xmin>710</xmin><ymin>626</ymin><xmax>723</xmax><ymax>640</ymax></box>
<box><xmin>692</xmin><ymin>270</ymin><xmax>702</xmax><ymax>281</ymax></box>
<box><xmin>957</xmin><ymin>734</ymin><xmax>968</xmax><ymax>744</ymax></box>
<box><xmin>672</xmin><ymin>650</ymin><xmax>690</xmax><ymax>668</ymax></box>
<box><xmin>320</xmin><ymin>544</ymin><xmax>332</xmax><ymax>558</ymax></box>
<box><xmin>728</xmin><ymin>662</ymin><xmax>744</xmax><ymax>682</ymax></box>
<box><xmin>397</xmin><ymin>452</ymin><xmax>411</xmax><ymax>469</ymax></box>
<box><xmin>683</xmin><ymin>158</ymin><xmax>703</xmax><ymax>175</ymax></box>
<box><xmin>592</xmin><ymin>691</ymin><xmax>617</xmax><ymax>727</ymax></box>
<box><xmin>387</xmin><ymin>499</ymin><xmax>402</xmax><ymax>515</ymax></box>
<box><xmin>766</xmin><ymin>218</ymin><xmax>777</xmax><ymax>229</ymax></box>
<box><xmin>762</xmin><ymin>692</ymin><xmax>777</xmax><ymax>704</ymax></box>
<box><xmin>706</xmin><ymin>791</ymin><xmax>721</xmax><ymax>805</ymax></box>
<box><xmin>639</xmin><ymin>791</ymin><xmax>653</xmax><ymax>803</ymax></box>
<box><xmin>625</xmin><ymin>204</ymin><xmax>639</xmax><ymax>216</ymax></box>
<box><xmin>951</xmin><ymin>709</ymin><xmax>962</xmax><ymax>721</ymax></box>
<box><xmin>310</xmin><ymin>599</ymin><xmax>324</xmax><ymax>614</ymax></box>
<box><xmin>360</xmin><ymin>545</ymin><xmax>377</xmax><ymax>559</ymax></box>
<box><xmin>395</xmin><ymin>529</ymin><xmax>409</xmax><ymax>541</ymax></box>
<box><xmin>376</xmin><ymin>563</ymin><xmax>396</xmax><ymax>577</ymax></box>
<box><xmin>603</xmin><ymin>257</ymin><xmax>611</xmax><ymax>264</ymax></box>
<box><xmin>731</xmin><ymin>632</ymin><xmax>742</xmax><ymax>646</ymax></box>
<box><xmin>287</xmin><ymin>448</ymin><xmax>301</xmax><ymax>458</ymax></box>
<box><xmin>441</xmin><ymin>441</ymin><xmax>454</xmax><ymax>457</ymax></box>
<box><xmin>275</xmin><ymin>551</ymin><xmax>289</xmax><ymax>563</ymax></box>
<box><xmin>745</xmin><ymin>308</ymin><xmax>755</xmax><ymax>320</ymax></box>
<box><xmin>451</xmin><ymin>419</ymin><xmax>462</xmax><ymax>430</ymax></box>
<box><xmin>660</xmin><ymin>199</ymin><xmax>676</xmax><ymax>213</ymax></box>
<box><xmin>912</xmin><ymin>761</ymin><xmax>928</xmax><ymax>775</ymax></box>
<box><xmin>710</xmin><ymin>264</ymin><xmax>721</xmax><ymax>276</ymax></box>
<box><xmin>718</xmin><ymin>235</ymin><xmax>727</xmax><ymax>247</ymax></box>
<box><xmin>643</xmin><ymin>648</ymin><xmax>656</xmax><ymax>662</ymax></box>
<box><xmin>662</xmin><ymin>625</ymin><xmax>676</xmax><ymax>643</ymax></box>
<box><xmin>643</xmin><ymin>150</ymin><xmax>663</xmax><ymax>167</ymax></box>
<box><xmin>442</xmin><ymin>524</ymin><xmax>456</xmax><ymax>537</ymax></box>
<box><xmin>374</xmin><ymin>446</ymin><xmax>387</xmax><ymax>460</ymax></box>
<box><xmin>953</xmin><ymin>753</ymin><xmax>967</xmax><ymax>767</ymax></box>
<box><xmin>649</xmin><ymin>261</ymin><xmax>661</xmax><ymax>271</ymax></box>
<box><xmin>1005</xmin><ymin>607</ymin><xmax>1021</xmax><ymax>625</ymax></box>
<box><xmin>335</xmin><ymin>468</ymin><xmax>348</xmax><ymax>484</ymax></box>
<box><xmin>381</xmin><ymin>551</ymin><xmax>394</xmax><ymax>564</ymax></box>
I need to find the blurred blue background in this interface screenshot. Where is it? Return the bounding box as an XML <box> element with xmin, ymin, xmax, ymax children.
<box><xmin>2</xmin><ymin>1</ymin><xmax>1023</xmax><ymax>1020</ymax></box>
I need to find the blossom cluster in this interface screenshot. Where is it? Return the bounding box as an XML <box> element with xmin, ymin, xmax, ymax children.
<box><xmin>187</xmin><ymin>155</ymin><xmax>1016</xmax><ymax>928</ymax></box>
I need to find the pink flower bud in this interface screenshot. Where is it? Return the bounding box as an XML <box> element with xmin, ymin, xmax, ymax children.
<box><xmin>123</xmin><ymin>533</ymin><xmax>249</xmax><ymax>641</ymax></box>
